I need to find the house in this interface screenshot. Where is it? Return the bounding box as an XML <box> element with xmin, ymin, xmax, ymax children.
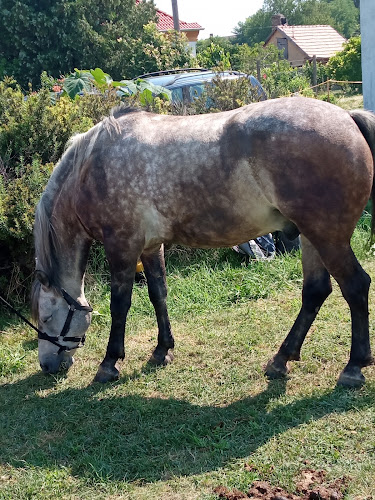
<box><xmin>156</xmin><ymin>9</ymin><xmax>204</xmax><ymax>56</ymax></box>
<box><xmin>136</xmin><ymin>0</ymin><xmax>204</xmax><ymax>56</ymax></box>
<box><xmin>264</xmin><ymin>13</ymin><xmax>346</xmax><ymax>66</ymax></box>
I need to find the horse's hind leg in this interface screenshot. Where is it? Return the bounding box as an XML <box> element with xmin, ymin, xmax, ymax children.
<box><xmin>318</xmin><ymin>244</ymin><xmax>373</xmax><ymax>387</ymax></box>
<box><xmin>141</xmin><ymin>246</ymin><xmax>175</xmax><ymax>365</ymax></box>
<box><xmin>265</xmin><ymin>236</ymin><xmax>332</xmax><ymax>378</ymax></box>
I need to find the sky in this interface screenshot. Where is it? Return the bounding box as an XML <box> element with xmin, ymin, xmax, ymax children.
<box><xmin>154</xmin><ymin>0</ymin><xmax>264</xmax><ymax>39</ymax></box>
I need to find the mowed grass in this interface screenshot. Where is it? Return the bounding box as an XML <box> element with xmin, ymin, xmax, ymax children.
<box><xmin>1</xmin><ymin>228</ymin><xmax>375</xmax><ymax>499</ymax></box>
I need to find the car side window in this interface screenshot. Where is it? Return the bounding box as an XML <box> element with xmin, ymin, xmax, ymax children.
<box><xmin>171</xmin><ymin>88</ymin><xmax>183</xmax><ymax>103</ymax></box>
<box><xmin>189</xmin><ymin>84</ymin><xmax>205</xmax><ymax>101</ymax></box>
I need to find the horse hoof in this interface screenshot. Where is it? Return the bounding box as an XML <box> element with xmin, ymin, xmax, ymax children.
<box><xmin>149</xmin><ymin>349</ymin><xmax>174</xmax><ymax>366</ymax></box>
<box><xmin>337</xmin><ymin>367</ymin><xmax>365</xmax><ymax>388</ymax></box>
<box><xmin>94</xmin><ymin>363</ymin><xmax>120</xmax><ymax>383</ymax></box>
<box><xmin>264</xmin><ymin>356</ymin><xmax>288</xmax><ymax>379</ymax></box>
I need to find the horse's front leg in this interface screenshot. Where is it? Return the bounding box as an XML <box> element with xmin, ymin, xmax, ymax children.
<box><xmin>141</xmin><ymin>245</ymin><xmax>175</xmax><ymax>365</ymax></box>
<box><xmin>94</xmin><ymin>253</ymin><xmax>136</xmax><ymax>383</ymax></box>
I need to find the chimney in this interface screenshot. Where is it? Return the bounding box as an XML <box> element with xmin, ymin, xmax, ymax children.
<box><xmin>272</xmin><ymin>13</ymin><xmax>287</xmax><ymax>27</ymax></box>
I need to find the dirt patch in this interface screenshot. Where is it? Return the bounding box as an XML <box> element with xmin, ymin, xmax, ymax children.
<box><xmin>214</xmin><ymin>469</ymin><xmax>349</xmax><ymax>500</ymax></box>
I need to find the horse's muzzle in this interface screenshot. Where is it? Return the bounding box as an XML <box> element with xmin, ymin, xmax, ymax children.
<box><xmin>40</xmin><ymin>352</ymin><xmax>74</xmax><ymax>374</ymax></box>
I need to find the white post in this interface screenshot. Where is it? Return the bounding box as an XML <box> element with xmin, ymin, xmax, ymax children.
<box><xmin>361</xmin><ymin>0</ymin><xmax>375</xmax><ymax>111</ymax></box>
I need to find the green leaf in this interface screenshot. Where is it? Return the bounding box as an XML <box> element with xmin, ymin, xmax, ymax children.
<box><xmin>62</xmin><ymin>70</ymin><xmax>94</xmax><ymax>99</ymax></box>
<box><xmin>139</xmin><ymin>88</ymin><xmax>153</xmax><ymax>106</ymax></box>
<box><xmin>90</xmin><ymin>68</ymin><xmax>113</xmax><ymax>87</ymax></box>
<box><xmin>113</xmin><ymin>80</ymin><xmax>138</xmax><ymax>95</ymax></box>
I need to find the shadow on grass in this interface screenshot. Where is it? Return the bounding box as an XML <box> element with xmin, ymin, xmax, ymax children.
<box><xmin>1</xmin><ymin>369</ymin><xmax>374</xmax><ymax>484</ymax></box>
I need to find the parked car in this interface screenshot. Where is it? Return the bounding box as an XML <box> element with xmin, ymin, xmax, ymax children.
<box><xmin>133</xmin><ymin>68</ymin><xmax>267</xmax><ymax>105</ymax></box>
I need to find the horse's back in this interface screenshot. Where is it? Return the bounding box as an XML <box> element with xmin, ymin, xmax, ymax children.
<box><xmin>75</xmin><ymin>98</ymin><xmax>373</xmax><ymax>250</ymax></box>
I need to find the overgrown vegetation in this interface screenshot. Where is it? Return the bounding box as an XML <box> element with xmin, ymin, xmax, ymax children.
<box><xmin>0</xmin><ymin>75</ymin><xmax>121</xmax><ymax>296</ymax></box>
<box><xmin>0</xmin><ymin>0</ymin><xmax>193</xmax><ymax>87</ymax></box>
<box><xmin>327</xmin><ymin>36</ymin><xmax>362</xmax><ymax>82</ymax></box>
<box><xmin>189</xmin><ymin>74</ymin><xmax>265</xmax><ymax>114</ymax></box>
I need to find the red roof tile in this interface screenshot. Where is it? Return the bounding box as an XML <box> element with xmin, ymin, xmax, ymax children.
<box><xmin>156</xmin><ymin>9</ymin><xmax>203</xmax><ymax>31</ymax></box>
<box><xmin>136</xmin><ymin>0</ymin><xmax>203</xmax><ymax>32</ymax></box>
<box><xmin>275</xmin><ymin>25</ymin><xmax>346</xmax><ymax>59</ymax></box>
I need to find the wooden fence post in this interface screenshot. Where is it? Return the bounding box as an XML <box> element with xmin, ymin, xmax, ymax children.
<box><xmin>312</xmin><ymin>55</ymin><xmax>317</xmax><ymax>93</ymax></box>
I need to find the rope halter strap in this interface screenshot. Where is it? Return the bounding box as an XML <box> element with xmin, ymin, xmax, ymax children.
<box><xmin>37</xmin><ymin>288</ymin><xmax>93</xmax><ymax>354</ymax></box>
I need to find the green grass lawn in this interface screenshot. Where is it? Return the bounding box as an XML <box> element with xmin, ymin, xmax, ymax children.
<box><xmin>1</xmin><ymin>228</ymin><xmax>375</xmax><ymax>499</ymax></box>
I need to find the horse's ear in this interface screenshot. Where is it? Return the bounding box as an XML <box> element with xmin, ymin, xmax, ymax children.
<box><xmin>35</xmin><ymin>270</ymin><xmax>50</xmax><ymax>288</ymax></box>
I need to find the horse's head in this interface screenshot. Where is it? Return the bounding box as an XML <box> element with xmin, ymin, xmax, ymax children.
<box><xmin>32</xmin><ymin>271</ymin><xmax>92</xmax><ymax>374</ymax></box>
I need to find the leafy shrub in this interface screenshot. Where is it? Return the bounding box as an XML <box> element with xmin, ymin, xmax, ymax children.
<box><xmin>196</xmin><ymin>42</ymin><xmax>231</xmax><ymax>70</ymax></box>
<box><xmin>189</xmin><ymin>73</ymin><xmax>263</xmax><ymax>114</ymax></box>
<box><xmin>327</xmin><ymin>37</ymin><xmax>362</xmax><ymax>82</ymax></box>
<box><xmin>262</xmin><ymin>60</ymin><xmax>313</xmax><ymax>98</ymax></box>
<box><xmin>0</xmin><ymin>75</ymin><xmax>125</xmax><ymax>297</ymax></box>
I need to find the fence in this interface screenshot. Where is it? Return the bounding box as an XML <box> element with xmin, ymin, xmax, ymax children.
<box><xmin>310</xmin><ymin>79</ymin><xmax>363</xmax><ymax>103</ymax></box>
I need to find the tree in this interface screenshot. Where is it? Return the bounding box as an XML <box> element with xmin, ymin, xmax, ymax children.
<box><xmin>0</xmin><ymin>0</ymin><xmax>192</xmax><ymax>87</ymax></box>
<box><xmin>196</xmin><ymin>42</ymin><xmax>231</xmax><ymax>70</ymax></box>
<box><xmin>113</xmin><ymin>23</ymin><xmax>193</xmax><ymax>78</ymax></box>
<box><xmin>327</xmin><ymin>36</ymin><xmax>361</xmax><ymax>81</ymax></box>
<box><xmin>326</xmin><ymin>0</ymin><xmax>360</xmax><ymax>38</ymax></box>
<box><xmin>233</xmin><ymin>9</ymin><xmax>271</xmax><ymax>46</ymax></box>
<box><xmin>292</xmin><ymin>0</ymin><xmax>334</xmax><ymax>25</ymax></box>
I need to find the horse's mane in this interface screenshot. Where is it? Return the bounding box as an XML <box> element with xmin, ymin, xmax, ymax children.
<box><xmin>31</xmin><ymin>112</ymin><xmax>123</xmax><ymax>321</ymax></box>
<box><xmin>31</xmin><ymin>107</ymin><xmax>139</xmax><ymax>320</ymax></box>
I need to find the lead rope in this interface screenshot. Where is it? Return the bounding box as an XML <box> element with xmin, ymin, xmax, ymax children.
<box><xmin>0</xmin><ymin>293</ymin><xmax>42</xmax><ymax>336</ymax></box>
<box><xmin>0</xmin><ymin>291</ymin><xmax>92</xmax><ymax>353</ymax></box>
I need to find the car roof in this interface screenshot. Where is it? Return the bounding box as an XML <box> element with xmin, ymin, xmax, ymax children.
<box><xmin>131</xmin><ymin>69</ymin><xmax>267</xmax><ymax>102</ymax></box>
<box><xmin>135</xmin><ymin>69</ymin><xmax>261</xmax><ymax>90</ymax></box>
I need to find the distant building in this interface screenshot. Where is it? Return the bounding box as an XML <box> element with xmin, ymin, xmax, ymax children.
<box><xmin>136</xmin><ymin>0</ymin><xmax>204</xmax><ymax>56</ymax></box>
<box><xmin>265</xmin><ymin>14</ymin><xmax>346</xmax><ymax>67</ymax></box>
<box><xmin>156</xmin><ymin>8</ymin><xmax>204</xmax><ymax>56</ymax></box>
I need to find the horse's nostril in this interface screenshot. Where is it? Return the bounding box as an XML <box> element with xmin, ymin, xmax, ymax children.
<box><xmin>40</xmin><ymin>362</ymin><xmax>50</xmax><ymax>373</ymax></box>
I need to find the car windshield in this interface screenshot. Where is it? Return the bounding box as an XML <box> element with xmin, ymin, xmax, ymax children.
<box><xmin>135</xmin><ymin>70</ymin><xmax>267</xmax><ymax>105</ymax></box>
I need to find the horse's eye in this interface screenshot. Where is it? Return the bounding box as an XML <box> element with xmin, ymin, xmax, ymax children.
<box><xmin>41</xmin><ymin>315</ymin><xmax>52</xmax><ymax>323</ymax></box>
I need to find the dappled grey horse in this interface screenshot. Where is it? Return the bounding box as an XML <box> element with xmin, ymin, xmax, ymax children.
<box><xmin>32</xmin><ymin>97</ymin><xmax>375</xmax><ymax>387</ymax></box>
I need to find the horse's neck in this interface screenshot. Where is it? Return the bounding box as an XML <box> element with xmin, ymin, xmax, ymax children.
<box><xmin>53</xmin><ymin>190</ymin><xmax>92</xmax><ymax>298</ymax></box>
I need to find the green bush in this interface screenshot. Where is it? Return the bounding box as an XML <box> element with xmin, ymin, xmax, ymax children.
<box><xmin>0</xmin><ymin>75</ymin><xmax>124</xmax><ymax>297</ymax></box>
<box><xmin>196</xmin><ymin>42</ymin><xmax>231</xmax><ymax>70</ymax></box>
<box><xmin>262</xmin><ymin>60</ymin><xmax>313</xmax><ymax>98</ymax></box>
<box><xmin>327</xmin><ymin>37</ymin><xmax>362</xmax><ymax>82</ymax></box>
<box><xmin>189</xmin><ymin>72</ymin><xmax>264</xmax><ymax>114</ymax></box>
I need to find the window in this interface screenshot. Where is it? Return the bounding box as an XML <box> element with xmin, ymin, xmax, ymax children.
<box><xmin>277</xmin><ymin>38</ymin><xmax>288</xmax><ymax>59</ymax></box>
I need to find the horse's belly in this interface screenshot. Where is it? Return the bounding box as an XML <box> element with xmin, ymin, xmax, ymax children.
<box><xmin>169</xmin><ymin>204</ymin><xmax>286</xmax><ymax>248</ymax></box>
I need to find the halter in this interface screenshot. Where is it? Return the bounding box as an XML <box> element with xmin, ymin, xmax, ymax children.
<box><xmin>37</xmin><ymin>288</ymin><xmax>93</xmax><ymax>354</ymax></box>
<box><xmin>0</xmin><ymin>288</ymin><xmax>93</xmax><ymax>355</ymax></box>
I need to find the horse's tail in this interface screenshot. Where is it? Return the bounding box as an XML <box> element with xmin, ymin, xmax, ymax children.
<box><xmin>349</xmin><ymin>109</ymin><xmax>375</xmax><ymax>241</ymax></box>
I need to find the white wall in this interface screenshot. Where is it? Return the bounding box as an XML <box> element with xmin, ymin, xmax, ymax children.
<box><xmin>361</xmin><ymin>0</ymin><xmax>375</xmax><ymax>112</ymax></box>
<box><xmin>188</xmin><ymin>41</ymin><xmax>197</xmax><ymax>57</ymax></box>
